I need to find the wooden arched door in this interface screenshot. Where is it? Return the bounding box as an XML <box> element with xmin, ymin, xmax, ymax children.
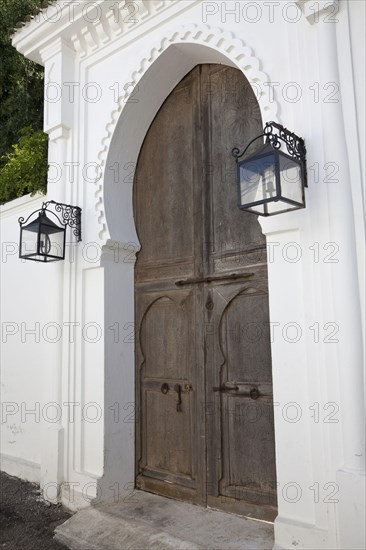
<box><xmin>133</xmin><ymin>64</ymin><xmax>277</xmax><ymax>521</ymax></box>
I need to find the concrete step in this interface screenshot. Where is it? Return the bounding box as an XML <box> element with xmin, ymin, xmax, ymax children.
<box><xmin>54</xmin><ymin>490</ymin><xmax>274</xmax><ymax>550</ymax></box>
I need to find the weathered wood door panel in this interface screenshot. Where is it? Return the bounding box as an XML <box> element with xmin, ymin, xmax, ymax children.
<box><xmin>137</xmin><ymin>290</ymin><xmax>199</xmax><ymax>496</ymax></box>
<box><xmin>134</xmin><ymin>67</ymin><xmax>205</xmax><ymax>504</ymax></box>
<box><xmin>205</xmin><ymin>284</ymin><xmax>277</xmax><ymax>519</ymax></box>
<box><xmin>134</xmin><ymin>64</ymin><xmax>277</xmax><ymax>518</ymax></box>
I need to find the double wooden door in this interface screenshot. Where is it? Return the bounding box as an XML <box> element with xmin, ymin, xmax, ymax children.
<box><xmin>134</xmin><ymin>64</ymin><xmax>277</xmax><ymax>520</ymax></box>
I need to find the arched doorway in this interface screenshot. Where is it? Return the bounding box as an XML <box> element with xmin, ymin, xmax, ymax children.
<box><xmin>133</xmin><ymin>64</ymin><xmax>277</xmax><ymax>521</ymax></box>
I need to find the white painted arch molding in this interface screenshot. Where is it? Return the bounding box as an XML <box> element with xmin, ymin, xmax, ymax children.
<box><xmin>97</xmin><ymin>23</ymin><xmax>281</xmax><ymax>242</ymax></box>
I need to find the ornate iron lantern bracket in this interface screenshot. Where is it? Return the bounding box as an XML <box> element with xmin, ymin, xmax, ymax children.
<box><xmin>41</xmin><ymin>200</ymin><xmax>82</xmax><ymax>241</ymax></box>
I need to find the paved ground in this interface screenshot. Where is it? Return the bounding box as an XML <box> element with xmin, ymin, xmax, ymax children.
<box><xmin>0</xmin><ymin>471</ymin><xmax>71</xmax><ymax>550</ymax></box>
<box><xmin>0</xmin><ymin>471</ymin><xmax>275</xmax><ymax>550</ymax></box>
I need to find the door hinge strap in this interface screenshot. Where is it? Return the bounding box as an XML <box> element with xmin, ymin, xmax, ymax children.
<box><xmin>175</xmin><ymin>272</ymin><xmax>254</xmax><ymax>286</ymax></box>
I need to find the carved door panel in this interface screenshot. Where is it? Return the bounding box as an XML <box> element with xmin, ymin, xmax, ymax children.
<box><xmin>134</xmin><ymin>64</ymin><xmax>277</xmax><ymax>518</ymax></box>
<box><xmin>205</xmin><ymin>284</ymin><xmax>277</xmax><ymax>521</ymax></box>
<box><xmin>135</xmin><ymin>288</ymin><xmax>202</xmax><ymax>502</ymax></box>
<box><xmin>134</xmin><ymin>67</ymin><xmax>205</xmax><ymax>503</ymax></box>
<box><xmin>201</xmin><ymin>64</ymin><xmax>277</xmax><ymax>520</ymax></box>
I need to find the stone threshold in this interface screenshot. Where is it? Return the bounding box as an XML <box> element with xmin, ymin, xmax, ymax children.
<box><xmin>54</xmin><ymin>490</ymin><xmax>274</xmax><ymax>550</ymax></box>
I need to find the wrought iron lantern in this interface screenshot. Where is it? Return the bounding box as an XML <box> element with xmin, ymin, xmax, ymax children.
<box><xmin>18</xmin><ymin>201</ymin><xmax>82</xmax><ymax>262</ymax></box>
<box><xmin>232</xmin><ymin>121</ymin><xmax>307</xmax><ymax>216</ymax></box>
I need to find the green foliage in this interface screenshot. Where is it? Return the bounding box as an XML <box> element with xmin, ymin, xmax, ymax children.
<box><xmin>0</xmin><ymin>126</ymin><xmax>48</xmax><ymax>203</ymax></box>
<box><xmin>0</xmin><ymin>0</ymin><xmax>48</xmax><ymax>203</ymax></box>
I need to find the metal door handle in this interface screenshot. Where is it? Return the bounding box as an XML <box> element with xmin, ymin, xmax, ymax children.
<box><xmin>213</xmin><ymin>382</ymin><xmax>239</xmax><ymax>392</ymax></box>
<box><xmin>224</xmin><ymin>382</ymin><xmax>239</xmax><ymax>391</ymax></box>
<box><xmin>175</xmin><ymin>272</ymin><xmax>254</xmax><ymax>286</ymax></box>
<box><xmin>174</xmin><ymin>384</ymin><xmax>182</xmax><ymax>412</ymax></box>
<box><xmin>213</xmin><ymin>384</ymin><xmax>261</xmax><ymax>400</ymax></box>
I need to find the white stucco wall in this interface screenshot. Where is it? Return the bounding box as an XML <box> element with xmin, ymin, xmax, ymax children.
<box><xmin>1</xmin><ymin>1</ymin><xmax>365</xmax><ymax>548</ymax></box>
<box><xmin>0</xmin><ymin>194</ymin><xmax>60</xmax><ymax>481</ymax></box>
<box><xmin>0</xmin><ymin>191</ymin><xmax>105</xmax><ymax>502</ymax></box>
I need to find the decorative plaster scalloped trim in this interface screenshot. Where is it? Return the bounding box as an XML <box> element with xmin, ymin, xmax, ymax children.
<box><xmin>96</xmin><ymin>23</ymin><xmax>281</xmax><ymax>240</ymax></box>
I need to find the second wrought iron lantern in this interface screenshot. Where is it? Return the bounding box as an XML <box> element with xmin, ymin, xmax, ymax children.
<box><xmin>18</xmin><ymin>200</ymin><xmax>82</xmax><ymax>263</ymax></box>
<box><xmin>232</xmin><ymin>121</ymin><xmax>307</xmax><ymax>216</ymax></box>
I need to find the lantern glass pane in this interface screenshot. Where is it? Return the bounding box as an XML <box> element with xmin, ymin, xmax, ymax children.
<box><xmin>40</xmin><ymin>221</ymin><xmax>64</xmax><ymax>259</ymax></box>
<box><xmin>239</xmin><ymin>156</ymin><xmax>277</xmax><ymax>207</ymax></box>
<box><xmin>42</xmin><ymin>232</ymin><xmax>64</xmax><ymax>258</ymax></box>
<box><xmin>20</xmin><ymin>227</ymin><xmax>64</xmax><ymax>261</ymax></box>
<box><xmin>279</xmin><ymin>155</ymin><xmax>303</xmax><ymax>204</ymax></box>
<box><xmin>265</xmin><ymin>199</ymin><xmax>293</xmax><ymax>215</ymax></box>
<box><xmin>20</xmin><ymin>227</ymin><xmax>39</xmax><ymax>257</ymax></box>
